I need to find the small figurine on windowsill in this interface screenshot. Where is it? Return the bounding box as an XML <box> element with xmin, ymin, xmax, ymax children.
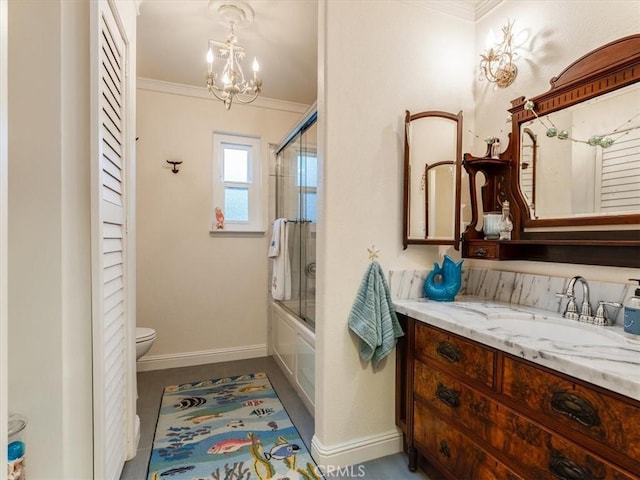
<box><xmin>499</xmin><ymin>201</ymin><xmax>513</xmax><ymax>240</ymax></box>
<box><xmin>215</xmin><ymin>207</ymin><xmax>225</xmax><ymax>230</ymax></box>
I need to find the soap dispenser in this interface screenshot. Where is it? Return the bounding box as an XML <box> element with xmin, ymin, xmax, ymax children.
<box><xmin>624</xmin><ymin>279</ymin><xmax>640</xmax><ymax>338</ymax></box>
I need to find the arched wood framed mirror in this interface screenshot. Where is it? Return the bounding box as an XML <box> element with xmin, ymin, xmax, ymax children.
<box><xmin>402</xmin><ymin>110</ymin><xmax>463</xmax><ymax>250</ymax></box>
<box><xmin>462</xmin><ymin>34</ymin><xmax>640</xmax><ymax>267</ymax></box>
<box><xmin>511</xmin><ymin>34</ymin><xmax>640</xmax><ymax>231</ymax></box>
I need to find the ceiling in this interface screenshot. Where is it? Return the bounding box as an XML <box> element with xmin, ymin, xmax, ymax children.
<box><xmin>136</xmin><ymin>1</ymin><xmax>498</xmax><ymax>106</ymax></box>
<box><xmin>137</xmin><ymin>0</ymin><xmax>319</xmax><ymax>105</ymax></box>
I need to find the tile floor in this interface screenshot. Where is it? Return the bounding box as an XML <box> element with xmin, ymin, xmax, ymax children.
<box><xmin>119</xmin><ymin>356</ymin><xmax>430</xmax><ymax>480</ymax></box>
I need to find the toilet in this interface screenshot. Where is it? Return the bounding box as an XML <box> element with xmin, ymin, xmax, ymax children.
<box><xmin>136</xmin><ymin>327</ymin><xmax>156</xmax><ymax>360</ymax></box>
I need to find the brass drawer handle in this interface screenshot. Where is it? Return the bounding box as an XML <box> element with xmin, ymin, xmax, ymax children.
<box><xmin>473</xmin><ymin>247</ymin><xmax>488</xmax><ymax>257</ymax></box>
<box><xmin>436</xmin><ymin>341</ymin><xmax>462</xmax><ymax>363</ymax></box>
<box><xmin>550</xmin><ymin>391</ymin><xmax>601</xmax><ymax>427</ymax></box>
<box><xmin>439</xmin><ymin>440</ymin><xmax>451</xmax><ymax>458</ymax></box>
<box><xmin>436</xmin><ymin>383</ymin><xmax>460</xmax><ymax>408</ymax></box>
<box><xmin>549</xmin><ymin>453</ymin><xmax>595</xmax><ymax>480</ymax></box>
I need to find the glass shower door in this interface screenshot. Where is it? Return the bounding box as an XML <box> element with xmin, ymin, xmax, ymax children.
<box><xmin>275</xmin><ymin>111</ymin><xmax>317</xmax><ymax>328</ymax></box>
<box><xmin>299</xmin><ymin>122</ymin><xmax>317</xmax><ymax>326</ymax></box>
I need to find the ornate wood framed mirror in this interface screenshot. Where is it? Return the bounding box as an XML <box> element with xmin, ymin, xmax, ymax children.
<box><xmin>462</xmin><ymin>34</ymin><xmax>640</xmax><ymax>267</ymax></box>
<box><xmin>403</xmin><ymin>110</ymin><xmax>463</xmax><ymax>250</ymax></box>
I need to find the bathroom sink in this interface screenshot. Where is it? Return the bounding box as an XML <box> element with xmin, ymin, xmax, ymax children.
<box><xmin>488</xmin><ymin>317</ymin><xmax>621</xmax><ymax>346</ymax></box>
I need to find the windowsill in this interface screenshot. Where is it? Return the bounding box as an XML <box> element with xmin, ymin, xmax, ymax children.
<box><xmin>209</xmin><ymin>230</ymin><xmax>265</xmax><ymax>237</ymax></box>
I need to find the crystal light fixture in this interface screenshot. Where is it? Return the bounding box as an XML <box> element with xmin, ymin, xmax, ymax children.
<box><xmin>206</xmin><ymin>1</ymin><xmax>262</xmax><ymax>110</ymax></box>
<box><xmin>479</xmin><ymin>19</ymin><xmax>518</xmax><ymax>89</ymax></box>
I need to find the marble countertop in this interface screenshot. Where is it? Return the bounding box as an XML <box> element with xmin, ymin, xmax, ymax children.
<box><xmin>394</xmin><ymin>296</ymin><xmax>640</xmax><ymax>402</ymax></box>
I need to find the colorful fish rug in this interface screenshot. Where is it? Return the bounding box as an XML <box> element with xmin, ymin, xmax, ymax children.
<box><xmin>147</xmin><ymin>372</ymin><xmax>323</xmax><ymax>480</ymax></box>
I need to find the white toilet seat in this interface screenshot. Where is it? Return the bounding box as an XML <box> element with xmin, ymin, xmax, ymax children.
<box><xmin>136</xmin><ymin>327</ymin><xmax>156</xmax><ymax>343</ymax></box>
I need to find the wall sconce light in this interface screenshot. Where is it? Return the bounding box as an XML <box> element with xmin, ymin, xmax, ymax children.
<box><xmin>479</xmin><ymin>19</ymin><xmax>518</xmax><ymax>89</ymax></box>
<box><xmin>166</xmin><ymin>160</ymin><xmax>182</xmax><ymax>174</ymax></box>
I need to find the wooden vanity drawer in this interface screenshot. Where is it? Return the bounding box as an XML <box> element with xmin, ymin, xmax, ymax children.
<box><xmin>414</xmin><ymin>359</ymin><xmax>638</xmax><ymax>479</ymax></box>
<box><xmin>463</xmin><ymin>240</ymin><xmax>499</xmax><ymax>259</ymax></box>
<box><xmin>414</xmin><ymin>360</ymin><xmax>494</xmax><ymax>439</ymax></box>
<box><xmin>491</xmin><ymin>399</ymin><xmax>637</xmax><ymax>480</ymax></box>
<box><xmin>414</xmin><ymin>403</ymin><xmax>524</xmax><ymax>480</ymax></box>
<box><xmin>415</xmin><ymin>322</ymin><xmax>495</xmax><ymax>388</ymax></box>
<box><xmin>502</xmin><ymin>355</ymin><xmax>640</xmax><ymax>474</ymax></box>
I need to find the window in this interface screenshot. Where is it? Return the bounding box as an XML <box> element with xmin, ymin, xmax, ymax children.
<box><xmin>211</xmin><ymin>132</ymin><xmax>263</xmax><ymax>232</ymax></box>
<box><xmin>297</xmin><ymin>153</ymin><xmax>317</xmax><ymax>223</ymax></box>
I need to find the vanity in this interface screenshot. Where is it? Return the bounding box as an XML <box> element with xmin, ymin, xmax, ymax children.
<box><xmin>396</xmin><ymin>34</ymin><xmax>640</xmax><ymax>479</ymax></box>
<box><xmin>394</xmin><ymin>296</ymin><xmax>640</xmax><ymax>480</ymax></box>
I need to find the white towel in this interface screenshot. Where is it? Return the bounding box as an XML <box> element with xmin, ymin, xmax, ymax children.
<box><xmin>270</xmin><ymin>219</ymin><xmax>291</xmax><ymax>300</ymax></box>
<box><xmin>268</xmin><ymin>218</ymin><xmax>282</xmax><ymax>258</ymax></box>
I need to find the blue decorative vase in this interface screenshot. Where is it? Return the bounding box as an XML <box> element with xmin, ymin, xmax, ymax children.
<box><xmin>423</xmin><ymin>255</ymin><xmax>464</xmax><ymax>302</ymax></box>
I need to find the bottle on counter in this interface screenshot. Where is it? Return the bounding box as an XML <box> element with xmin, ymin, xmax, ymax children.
<box><xmin>624</xmin><ymin>279</ymin><xmax>640</xmax><ymax>338</ymax></box>
<box><xmin>499</xmin><ymin>201</ymin><xmax>513</xmax><ymax>241</ymax></box>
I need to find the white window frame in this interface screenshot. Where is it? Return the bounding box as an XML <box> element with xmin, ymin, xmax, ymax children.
<box><xmin>211</xmin><ymin>132</ymin><xmax>264</xmax><ymax>233</ymax></box>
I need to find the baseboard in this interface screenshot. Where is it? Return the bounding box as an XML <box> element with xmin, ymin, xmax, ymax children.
<box><xmin>128</xmin><ymin>415</ymin><xmax>141</xmax><ymax>460</ymax></box>
<box><xmin>136</xmin><ymin>344</ymin><xmax>268</xmax><ymax>372</ymax></box>
<box><xmin>310</xmin><ymin>429</ymin><xmax>403</xmax><ymax>468</ymax></box>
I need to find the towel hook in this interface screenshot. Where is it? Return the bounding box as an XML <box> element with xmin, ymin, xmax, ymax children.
<box><xmin>367</xmin><ymin>245</ymin><xmax>380</xmax><ymax>261</ymax></box>
<box><xmin>166</xmin><ymin>159</ymin><xmax>182</xmax><ymax>174</ymax></box>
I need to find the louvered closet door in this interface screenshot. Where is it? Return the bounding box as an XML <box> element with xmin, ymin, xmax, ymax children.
<box><xmin>92</xmin><ymin>2</ymin><xmax>129</xmax><ymax>479</ymax></box>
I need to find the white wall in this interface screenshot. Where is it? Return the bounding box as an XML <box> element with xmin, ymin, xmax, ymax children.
<box><xmin>470</xmin><ymin>0</ymin><xmax>640</xmax><ymax>282</ymax></box>
<box><xmin>313</xmin><ymin>0</ymin><xmax>475</xmax><ymax>465</ymax></box>
<box><xmin>8</xmin><ymin>0</ymin><xmax>93</xmax><ymax>477</ymax></box>
<box><xmin>8</xmin><ymin>1</ymin><xmax>139</xmax><ymax>476</ymax></box>
<box><xmin>0</xmin><ymin>0</ymin><xmax>7</xmax><ymax>476</ymax></box>
<box><xmin>135</xmin><ymin>87</ymin><xmax>305</xmax><ymax>365</ymax></box>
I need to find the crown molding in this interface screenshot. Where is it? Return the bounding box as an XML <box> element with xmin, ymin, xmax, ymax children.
<box><xmin>136</xmin><ymin>77</ymin><xmax>311</xmax><ymax>114</ymax></box>
<box><xmin>401</xmin><ymin>0</ymin><xmax>502</xmax><ymax>22</ymax></box>
<box><xmin>133</xmin><ymin>0</ymin><xmax>143</xmax><ymax>16</ymax></box>
<box><xmin>474</xmin><ymin>0</ymin><xmax>503</xmax><ymax>20</ymax></box>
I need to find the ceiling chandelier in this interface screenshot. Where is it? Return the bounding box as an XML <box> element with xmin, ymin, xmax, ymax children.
<box><xmin>206</xmin><ymin>1</ymin><xmax>262</xmax><ymax>110</ymax></box>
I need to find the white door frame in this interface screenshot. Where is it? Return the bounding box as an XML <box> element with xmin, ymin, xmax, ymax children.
<box><xmin>0</xmin><ymin>0</ymin><xmax>9</xmax><ymax>478</ymax></box>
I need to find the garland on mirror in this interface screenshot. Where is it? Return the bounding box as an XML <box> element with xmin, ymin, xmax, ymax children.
<box><xmin>520</xmin><ymin>99</ymin><xmax>640</xmax><ymax>149</ymax></box>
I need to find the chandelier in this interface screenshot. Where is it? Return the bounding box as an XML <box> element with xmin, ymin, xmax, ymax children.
<box><xmin>479</xmin><ymin>19</ymin><xmax>518</xmax><ymax>89</ymax></box>
<box><xmin>206</xmin><ymin>1</ymin><xmax>262</xmax><ymax>110</ymax></box>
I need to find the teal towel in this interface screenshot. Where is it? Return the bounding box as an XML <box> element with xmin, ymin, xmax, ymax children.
<box><xmin>348</xmin><ymin>261</ymin><xmax>404</xmax><ymax>368</ymax></box>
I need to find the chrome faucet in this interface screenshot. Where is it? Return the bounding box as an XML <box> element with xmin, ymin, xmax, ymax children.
<box><xmin>594</xmin><ymin>300</ymin><xmax>623</xmax><ymax>326</ymax></box>
<box><xmin>571</xmin><ymin>276</ymin><xmax>593</xmax><ymax>322</ymax></box>
<box><xmin>556</xmin><ymin>276</ymin><xmax>623</xmax><ymax>326</ymax></box>
<box><xmin>557</xmin><ymin>276</ymin><xmax>592</xmax><ymax>322</ymax></box>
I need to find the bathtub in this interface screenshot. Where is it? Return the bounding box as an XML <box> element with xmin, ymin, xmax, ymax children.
<box><xmin>270</xmin><ymin>301</ymin><xmax>315</xmax><ymax>416</ymax></box>
<box><xmin>277</xmin><ymin>298</ymin><xmax>315</xmax><ymax>329</ymax></box>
